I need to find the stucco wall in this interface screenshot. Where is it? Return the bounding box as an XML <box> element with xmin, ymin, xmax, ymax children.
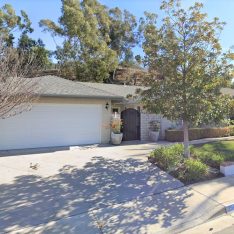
<box><xmin>37</xmin><ymin>97</ymin><xmax>112</xmax><ymax>144</ymax></box>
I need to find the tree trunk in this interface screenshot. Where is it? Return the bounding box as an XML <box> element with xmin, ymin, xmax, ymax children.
<box><xmin>183</xmin><ymin>120</ymin><xmax>190</xmax><ymax>158</ymax></box>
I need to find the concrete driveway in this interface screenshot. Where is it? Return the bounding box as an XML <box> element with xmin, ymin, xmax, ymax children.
<box><xmin>0</xmin><ymin>142</ymin><xmax>183</xmax><ymax>233</ymax></box>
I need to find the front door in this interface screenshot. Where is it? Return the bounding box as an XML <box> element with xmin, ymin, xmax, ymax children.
<box><xmin>121</xmin><ymin>108</ymin><xmax>140</xmax><ymax>141</ymax></box>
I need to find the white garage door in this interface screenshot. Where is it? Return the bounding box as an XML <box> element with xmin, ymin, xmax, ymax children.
<box><xmin>0</xmin><ymin>103</ymin><xmax>102</xmax><ymax>150</ymax></box>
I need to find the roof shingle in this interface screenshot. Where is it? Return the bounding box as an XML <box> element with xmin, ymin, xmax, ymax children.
<box><xmin>34</xmin><ymin>76</ymin><xmax>126</xmax><ymax>99</ymax></box>
<box><xmin>76</xmin><ymin>81</ymin><xmax>143</xmax><ymax>98</ymax></box>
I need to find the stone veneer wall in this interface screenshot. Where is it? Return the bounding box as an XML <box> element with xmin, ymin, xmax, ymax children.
<box><xmin>140</xmin><ymin>113</ymin><xmax>173</xmax><ymax>141</ymax></box>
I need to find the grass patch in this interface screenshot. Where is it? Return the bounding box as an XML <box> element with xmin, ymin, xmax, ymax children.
<box><xmin>193</xmin><ymin>140</ymin><xmax>234</xmax><ymax>153</ymax></box>
<box><xmin>191</xmin><ymin>140</ymin><xmax>234</xmax><ymax>164</ymax></box>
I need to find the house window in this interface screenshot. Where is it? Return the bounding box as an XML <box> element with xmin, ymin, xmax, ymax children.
<box><xmin>112</xmin><ymin>108</ymin><xmax>119</xmax><ymax>114</ymax></box>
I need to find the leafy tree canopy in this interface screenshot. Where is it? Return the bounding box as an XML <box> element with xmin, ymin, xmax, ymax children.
<box><xmin>0</xmin><ymin>4</ymin><xmax>51</xmax><ymax>71</ymax></box>
<box><xmin>40</xmin><ymin>0</ymin><xmax>139</xmax><ymax>82</ymax></box>
<box><xmin>17</xmin><ymin>34</ymin><xmax>52</xmax><ymax>70</ymax></box>
<box><xmin>0</xmin><ymin>4</ymin><xmax>33</xmax><ymax>46</ymax></box>
<box><xmin>139</xmin><ymin>0</ymin><xmax>233</xmax><ymax>156</ymax></box>
<box><xmin>108</xmin><ymin>7</ymin><xmax>138</xmax><ymax>64</ymax></box>
<box><xmin>230</xmin><ymin>99</ymin><xmax>234</xmax><ymax>119</ymax></box>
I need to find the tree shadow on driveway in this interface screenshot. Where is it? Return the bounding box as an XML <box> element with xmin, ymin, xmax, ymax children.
<box><xmin>0</xmin><ymin>156</ymin><xmax>185</xmax><ymax>233</ymax></box>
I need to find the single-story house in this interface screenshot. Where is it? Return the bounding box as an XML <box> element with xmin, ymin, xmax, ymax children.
<box><xmin>0</xmin><ymin>75</ymin><xmax>172</xmax><ymax>150</ymax></box>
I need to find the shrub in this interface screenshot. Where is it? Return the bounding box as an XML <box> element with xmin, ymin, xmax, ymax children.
<box><xmin>181</xmin><ymin>159</ymin><xmax>208</xmax><ymax>183</ymax></box>
<box><xmin>203</xmin><ymin>128</ymin><xmax>230</xmax><ymax>138</ymax></box>
<box><xmin>223</xmin><ymin>152</ymin><xmax>234</xmax><ymax>161</ymax></box>
<box><xmin>229</xmin><ymin>125</ymin><xmax>234</xmax><ymax>136</ymax></box>
<box><xmin>149</xmin><ymin>144</ymin><xmax>184</xmax><ymax>171</ymax></box>
<box><xmin>193</xmin><ymin>151</ymin><xmax>224</xmax><ymax>168</ymax></box>
<box><xmin>165</xmin><ymin>127</ymin><xmax>230</xmax><ymax>142</ymax></box>
<box><xmin>165</xmin><ymin>129</ymin><xmax>184</xmax><ymax>142</ymax></box>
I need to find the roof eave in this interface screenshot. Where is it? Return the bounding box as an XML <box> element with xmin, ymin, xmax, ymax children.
<box><xmin>39</xmin><ymin>94</ymin><xmax>124</xmax><ymax>101</ymax></box>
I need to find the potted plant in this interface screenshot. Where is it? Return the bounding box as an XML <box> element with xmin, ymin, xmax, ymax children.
<box><xmin>149</xmin><ymin>120</ymin><xmax>161</xmax><ymax>142</ymax></box>
<box><xmin>111</xmin><ymin>115</ymin><xmax>123</xmax><ymax>145</ymax></box>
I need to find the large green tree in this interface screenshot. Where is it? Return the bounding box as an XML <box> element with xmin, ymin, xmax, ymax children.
<box><xmin>230</xmin><ymin>99</ymin><xmax>234</xmax><ymax>119</ymax></box>
<box><xmin>108</xmin><ymin>7</ymin><xmax>138</xmax><ymax>65</ymax></box>
<box><xmin>139</xmin><ymin>0</ymin><xmax>233</xmax><ymax>157</ymax></box>
<box><xmin>40</xmin><ymin>0</ymin><xmax>139</xmax><ymax>81</ymax></box>
<box><xmin>0</xmin><ymin>3</ymin><xmax>51</xmax><ymax>72</ymax></box>
<box><xmin>17</xmin><ymin>34</ymin><xmax>51</xmax><ymax>70</ymax></box>
<box><xmin>0</xmin><ymin>4</ymin><xmax>33</xmax><ymax>45</ymax></box>
<box><xmin>40</xmin><ymin>0</ymin><xmax>118</xmax><ymax>82</ymax></box>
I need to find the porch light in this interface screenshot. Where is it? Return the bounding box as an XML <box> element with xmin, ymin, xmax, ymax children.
<box><xmin>105</xmin><ymin>102</ymin><xmax>109</xmax><ymax>110</ymax></box>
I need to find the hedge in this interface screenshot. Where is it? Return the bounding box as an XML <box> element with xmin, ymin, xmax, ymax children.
<box><xmin>165</xmin><ymin>127</ymin><xmax>230</xmax><ymax>142</ymax></box>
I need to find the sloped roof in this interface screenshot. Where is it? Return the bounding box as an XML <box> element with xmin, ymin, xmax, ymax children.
<box><xmin>76</xmin><ymin>81</ymin><xmax>143</xmax><ymax>98</ymax></box>
<box><xmin>32</xmin><ymin>76</ymin><xmax>232</xmax><ymax>101</ymax></box>
<box><xmin>33</xmin><ymin>75</ymin><xmax>141</xmax><ymax>100</ymax></box>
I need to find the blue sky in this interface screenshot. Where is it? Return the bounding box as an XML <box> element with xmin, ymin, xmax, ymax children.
<box><xmin>1</xmin><ymin>0</ymin><xmax>234</xmax><ymax>54</ymax></box>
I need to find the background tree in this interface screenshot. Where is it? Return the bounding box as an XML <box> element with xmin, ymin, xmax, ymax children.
<box><xmin>40</xmin><ymin>0</ymin><xmax>118</xmax><ymax>82</ymax></box>
<box><xmin>0</xmin><ymin>3</ymin><xmax>51</xmax><ymax>74</ymax></box>
<box><xmin>0</xmin><ymin>4</ymin><xmax>33</xmax><ymax>46</ymax></box>
<box><xmin>108</xmin><ymin>7</ymin><xmax>138</xmax><ymax>65</ymax></box>
<box><xmin>139</xmin><ymin>0</ymin><xmax>233</xmax><ymax>157</ymax></box>
<box><xmin>230</xmin><ymin>99</ymin><xmax>234</xmax><ymax>120</ymax></box>
<box><xmin>17</xmin><ymin>34</ymin><xmax>51</xmax><ymax>70</ymax></box>
<box><xmin>40</xmin><ymin>0</ymin><xmax>140</xmax><ymax>82</ymax></box>
<box><xmin>0</xmin><ymin>40</ymin><xmax>39</xmax><ymax>119</ymax></box>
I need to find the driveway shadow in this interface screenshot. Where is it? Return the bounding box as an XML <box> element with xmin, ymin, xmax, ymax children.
<box><xmin>0</xmin><ymin>156</ymin><xmax>183</xmax><ymax>233</ymax></box>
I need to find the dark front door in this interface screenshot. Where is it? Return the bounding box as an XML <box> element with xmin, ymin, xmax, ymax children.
<box><xmin>121</xmin><ymin>108</ymin><xmax>140</xmax><ymax>141</ymax></box>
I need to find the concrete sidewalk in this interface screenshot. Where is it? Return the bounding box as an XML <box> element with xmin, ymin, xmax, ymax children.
<box><xmin>12</xmin><ymin>176</ymin><xmax>234</xmax><ymax>234</ymax></box>
<box><xmin>90</xmin><ymin>176</ymin><xmax>234</xmax><ymax>234</ymax></box>
<box><xmin>181</xmin><ymin>214</ymin><xmax>234</xmax><ymax>234</ymax></box>
<box><xmin>190</xmin><ymin>176</ymin><xmax>234</xmax><ymax>210</ymax></box>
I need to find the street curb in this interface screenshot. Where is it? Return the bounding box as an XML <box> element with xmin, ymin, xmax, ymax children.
<box><xmin>161</xmin><ymin>202</ymin><xmax>234</xmax><ymax>234</ymax></box>
<box><xmin>225</xmin><ymin>203</ymin><xmax>234</xmax><ymax>214</ymax></box>
<box><xmin>157</xmin><ymin>204</ymin><xmax>227</xmax><ymax>234</ymax></box>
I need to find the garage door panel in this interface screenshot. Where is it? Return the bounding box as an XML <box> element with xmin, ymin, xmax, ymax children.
<box><xmin>0</xmin><ymin>104</ymin><xmax>102</xmax><ymax>150</ymax></box>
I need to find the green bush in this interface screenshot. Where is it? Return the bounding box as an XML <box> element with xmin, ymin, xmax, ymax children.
<box><xmin>165</xmin><ymin>127</ymin><xmax>230</xmax><ymax>142</ymax></box>
<box><xmin>149</xmin><ymin>144</ymin><xmax>184</xmax><ymax>171</ymax></box>
<box><xmin>229</xmin><ymin>125</ymin><xmax>234</xmax><ymax>136</ymax></box>
<box><xmin>193</xmin><ymin>151</ymin><xmax>224</xmax><ymax>168</ymax></box>
<box><xmin>182</xmin><ymin>159</ymin><xmax>208</xmax><ymax>183</ymax></box>
<box><xmin>223</xmin><ymin>152</ymin><xmax>234</xmax><ymax>161</ymax></box>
